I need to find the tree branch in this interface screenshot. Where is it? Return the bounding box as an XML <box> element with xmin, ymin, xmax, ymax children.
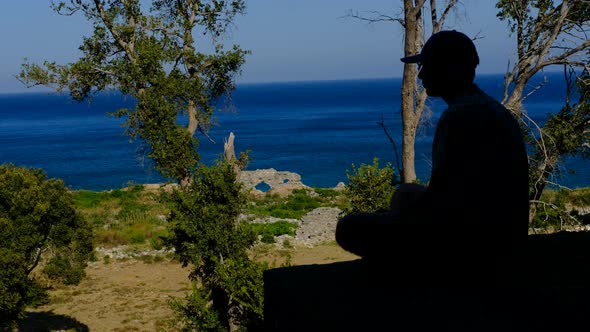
<box><xmin>343</xmin><ymin>9</ymin><xmax>405</xmax><ymax>28</ymax></box>
<box><xmin>93</xmin><ymin>0</ymin><xmax>136</xmax><ymax>63</ymax></box>
<box><xmin>377</xmin><ymin>114</ymin><xmax>402</xmax><ymax>181</ymax></box>
<box><xmin>413</xmin><ymin>0</ymin><xmax>427</xmax><ymax>17</ymax></box>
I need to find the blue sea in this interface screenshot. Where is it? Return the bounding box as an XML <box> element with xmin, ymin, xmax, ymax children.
<box><xmin>0</xmin><ymin>72</ymin><xmax>588</xmax><ymax>191</ymax></box>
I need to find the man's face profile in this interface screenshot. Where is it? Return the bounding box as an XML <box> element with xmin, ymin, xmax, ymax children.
<box><xmin>418</xmin><ymin>60</ymin><xmax>445</xmax><ymax>97</ymax></box>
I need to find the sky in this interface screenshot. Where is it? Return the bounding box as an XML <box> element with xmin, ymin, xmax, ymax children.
<box><xmin>0</xmin><ymin>0</ymin><xmax>516</xmax><ymax>93</ymax></box>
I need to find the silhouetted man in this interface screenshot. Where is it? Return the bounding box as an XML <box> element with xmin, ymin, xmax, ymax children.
<box><xmin>336</xmin><ymin>30</ymin><xmax>529</xmax><ymax>278</ymax></box>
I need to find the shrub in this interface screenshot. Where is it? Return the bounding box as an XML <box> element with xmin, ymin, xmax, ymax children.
<box><xmin>150</xmin><ymin>229</ymin><xmax>169</xmax><ymax>250</ymax></box>
<box><xmin>95</xmin><ymin>229</ymin><xmax>129</xmax><ymax>247</ymax></box>
<box><xmin>251</xmin><ymin>221</ymin><xmax>298</xmax><ymax>244</ymax></box>
<box><xmin>124</xmin><ymin>226</ymin><xmax>147</xmax><ymax>244</ymax></box>
<box><xmin>165</xmin><ymin>160</ymin><xmax>265</xmax><ymax>330</ymax></box>
<box><xmin>246</xmin><ymin>189</ymin><xmax>321</xmax><ymax>219</ymax></box>
<box><xmin>314</xmin><ymin>187</ymin><xmax>340</xmax><ymax>198</ymax></box>
<box><xmin>0</xmin><ymin>164</ymin><xmax>93</xmax><ymax>329</ymax></box>
<box><xmin>344</xmin><ymin>158</ymin><xmax>396</xmax><ymax>213</ymax></box>
<box><xmin>531</xmin><ymin>187</ymin><xmax>590</xmax><ymax>230</ymax></box>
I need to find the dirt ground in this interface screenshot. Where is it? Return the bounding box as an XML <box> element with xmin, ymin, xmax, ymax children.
<box><xmin>20</xmin><ymin>243</ymin><xmax>358</xmax><ymax>332</ymax></box>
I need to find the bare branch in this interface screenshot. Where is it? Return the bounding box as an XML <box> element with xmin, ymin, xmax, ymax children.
<box><xmin>377</xmin><ymin>114</ymin><xmax>402</xmax><ymax>180</ymax></box>
<box><xmin>413</xmin><ymin>0</ymin><xmax>428</xmax><ymax>17</ymax></box>
<box><xmin>520</xmin><ymin>111</ymin><xmax>550</xmax><ymax>192</ymax></box>
<box><xmin>439</xmin><ymin>0</ymin><xmax>459</xmax><ymax>26</ymax></box>
<box><xmin>430</xmin><ymin>0</ymin><xmax>438</xmax><ymax>31</ymax></box>
<box><xmin>531</xmin><ymin>2</ymin><xmax>571</xmax><ymax>71</ymax></box>
<box><xmin>530</xmin><ymin>199</ymin><xmax>581</xmax><ymax>228</ymax></box>
<box><xmin>93</xmin><ymin>0</ymin><xmax>136</xmax><ymax>63</ymax></box>
<box><xmin>539</xmin><ymin>38</ymin><xmax>590</xmax><ymax>68</ymax></box>
<box><xmin>521</xmin><ymin>75</ymin><xmax>548</xmax><ymax>103</ymax></box>
<box><xmin>343</xmin><ymin>9</ymin><xmax>405</xmax><ymax>28</ymax></box>
<box><xmin>198</xmin><ymin>125</ymin><xmax>216</xmax><ymax>144</ymax></box>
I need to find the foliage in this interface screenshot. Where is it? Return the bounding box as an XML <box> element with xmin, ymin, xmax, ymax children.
<box><xmin>165</xmin><ymin>160</ymin><xmax>264</xmax><ymax>331</ymax></box>
<box><xmin>73</xmin><ymin>185</ymin><xmax>169</xmax><ymax>248</ymax></box>
<box><xmin>170</xmin><ymin>285</ymin><xmax>224</xmax><ymax>332</ymax></box>
<box><xmin>0</xmin><ymin>164</ymin><xmax>93</xmax><ymax>329</ymax></box>
<box><xmin>245</xmin><ymin>189</ymin><xmax>346</xmax><ymax>220</ymax></box>
<box><xmin>73</xmin><ymin>184</ymin><xmax>144</xmax><ymax>208</ymax></box>
<box><xmin>530</xmin><ymin>187</ymin><xmax>590</xmax><ymax>230</ymax></box>
<box><xmin>496</xmin><ymin>0</ymin><xmax>589</xmax><ymax>40</ymax></box>
<box><xmin>18</xmin><ymin>0</ymin><xmax>249</xmax><ymax>183</ymax></box>
<box><xmin>527</xmin><ymin>70</ymin><xmax>589</xmax><ymax>201</ymax></box>
<box><xmin>251</xmin><ymin>221</ymin><xmax>298</xmax><ymax>244</ymax></box>
<box><xmin>313</xmin><ymin>187</ymin><xmax>340</xmax><ymax>199</ymax></box>
<box><xmin>344</xmin><ymin>158</ymin><xmax>396</xmax><ymax>213</ymax></box>
<box><xmin>495</xmin><ymin>0</ymin><xmax>589</xmax><ymax>214</ymax></box>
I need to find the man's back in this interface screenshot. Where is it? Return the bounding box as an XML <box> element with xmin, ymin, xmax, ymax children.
<box><xmin>422</xmin><ymin>84</ymin><xmax>529</xmax><ymax>238</ymax></box>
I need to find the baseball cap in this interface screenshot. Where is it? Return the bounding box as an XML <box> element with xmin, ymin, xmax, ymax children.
<box><xmin>400</xmin><ymin>30</ymin><xmax>479</xmax><ymax>68</ymax></box>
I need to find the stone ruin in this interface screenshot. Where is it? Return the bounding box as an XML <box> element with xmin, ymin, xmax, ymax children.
<box><xmin>238</xmin><ymin>168</ymin><xmax>310</xmax><ymax>197</ymax></box>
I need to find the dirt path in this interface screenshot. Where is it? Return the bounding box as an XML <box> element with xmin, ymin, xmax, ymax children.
<box><xmin>20</xmin><ymin>244</ymin><xmax>358</xmax><ymax>331</ymax></box>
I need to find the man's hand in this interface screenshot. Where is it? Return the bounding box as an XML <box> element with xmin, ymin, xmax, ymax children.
<box><xmin>390</xmin><ymin>183</ymin><xmax>426</xmax><ymax>211</ymax></box>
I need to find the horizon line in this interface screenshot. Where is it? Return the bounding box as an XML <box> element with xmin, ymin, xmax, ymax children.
<box><xmin>0</xmin><ymin>70</ymin><xmax>565</xmax><ymax>95</ymax></box>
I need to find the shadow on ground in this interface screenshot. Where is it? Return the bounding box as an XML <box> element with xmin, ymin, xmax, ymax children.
<box><xmin>18</xmin><ymin>311</ymin><xmax>89</xmax><ymax>332</ymax></box>
<box><xmin>265</xmin><ymin>231</ymin><xmax>590</xmax><ymax>331</ymax></box>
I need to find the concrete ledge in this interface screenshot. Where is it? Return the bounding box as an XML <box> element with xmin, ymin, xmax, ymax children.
<box><xmin>264</xmin><ymin>232</ymin><xmax>590</xmax><ymax>331</ymax></box>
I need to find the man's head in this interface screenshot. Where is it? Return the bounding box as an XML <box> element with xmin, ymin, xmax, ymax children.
<box><xmin>401</xmin><ymin>30</ymin><xmax>479</xmax><ymax>98</ymax></box>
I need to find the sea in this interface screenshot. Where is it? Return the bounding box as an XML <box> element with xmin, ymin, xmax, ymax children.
<box><xmin>0</xmin><ymin>72</ymin><xmax>588</xmax><ymax>191</ymax></box>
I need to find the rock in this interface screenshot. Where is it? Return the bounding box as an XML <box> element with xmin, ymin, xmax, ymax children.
<box><xmin>294</xmin><ymin>207</ymin><xmax>342</xmax><ymax>247</ymax></box>
<box><xmin>245</xmin><ymin>207</ymin><xmax>342</xmax><ymax>248</ymax></box>
<box><xmin>239</xmin><ymin>169</ymin><xmax>310</xmax><ymax>197</ymax></box>
<box><xmin>334</xmin><ymin>182</ymin><xmax>346</xmax><ymax>191</ymax></box>
<box><xmin>94</xmin><ymin>245</ymin><xmax>174</xmax><ymax>260</ymax></box>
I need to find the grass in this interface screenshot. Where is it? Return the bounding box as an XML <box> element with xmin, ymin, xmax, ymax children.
<box><xmin>245</xmin><ymin>188</ymin><xmax>347</xmax><ymax>220</ymax></box>
<box><xmin>72</xmin><ymin>184</ymin><xmax>169</xmax><ymax>248</ymax></box>
<box><xmin>251</xmin><ymin>221</ymin><xmax>298</xmax><ymax>244</ymax></box>
<box><xmin>540</xmin><ymin>187</ymin><xmax>590</xmax><ymax>207</ymax></box>
<box><xmin>73</xmin><ymin>181</ymin><xmax>590</xmax><ymax>250</ymax></box>
<box><xmin>75</xmin><ymin>184</ymin><xmax>348</xmax><ymax>250</ymax></box>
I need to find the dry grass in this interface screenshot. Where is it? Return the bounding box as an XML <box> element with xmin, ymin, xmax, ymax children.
<box><xmin>20</xmin><ymin>243</ymin><xmax>357</xmax><ymax>331</ymax></box>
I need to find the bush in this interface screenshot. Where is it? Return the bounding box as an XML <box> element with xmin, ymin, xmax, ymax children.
<box><xmin>344</xmin><ymin>158</ymin><xmax>396</xmax><ymax>213</ymax></box>
<box><xmin>150</xmin><ymin>229</ymin><xmax>169</xmax><ymax>250</ymax></box>
<box><xmin>246</xmin><ymin>189</ymin><xmax>321</xmax><ymax>219</ymax></box>
<box><xmin>531</xmin><ymin>187</ymin><xmax>590</xmax><ymax>230</ymax></box>
<box><xmin>251</xmin><ymin>221</ymin><xmax>298</xmax><ymax>243</ymax></box>
<box><xmin>0</xmin><ymin>164</ymin><xmax>93</xmax><ymax>329</ymax></box>
<box><xmin>165</xmin><ymin>160</ymin><xmax>265</xmax><ymax>330</ymax></box>
<box><xmin>314</xmin><ymin>187</ymin><xmax>340</xmax><ymax>198</ymax></box>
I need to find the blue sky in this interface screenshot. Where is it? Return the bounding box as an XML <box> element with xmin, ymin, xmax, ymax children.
<box><xmin>0</xmin><ymin>1</ymin><xmax>515</xmax><ymax>93</ymax></box>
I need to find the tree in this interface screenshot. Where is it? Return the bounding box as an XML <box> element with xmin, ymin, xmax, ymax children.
<box><xmin>18</xmin><ymin>0</ymin><xmax>248</xmax><ymax>185</ymax></box>
<box><xmin>347</xmin><ymin>0</ymin><xmax>459</xmax><ymax>183</ymax></box>
<box><xmin>165</xmin><ymin>160</ymin><xmax>265</xmax><ymax>331</ymax></box>
<box><xmin>0</xmin><ymin>164</ymin><xmax>93</xmax><ymax>329</ymax></box>
<box><xmin>18</xmin><ymin>2</ymin><xmax>259</xmax><ymax>329</ymax></box>
<box><xmin>496</xmin><ymin>0</ymin><xmax>589</xmax><ymax>221</ymax></box>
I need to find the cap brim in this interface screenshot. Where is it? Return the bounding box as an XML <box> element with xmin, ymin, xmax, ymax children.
<box><xmin>400</xmin><ymin>54</ymin><xmax>422</xmax><ymax>63</ymax></box>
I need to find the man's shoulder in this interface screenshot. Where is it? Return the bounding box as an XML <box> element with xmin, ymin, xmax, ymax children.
<box><xmin>447</xmin><ymin>85</ymin><xmax>506</xmax><ymax>113</ymax></box>
<box><xmin>445</xmin><ymin>86</ymin><xmax>519</xmax><ymax>127</ymax></box>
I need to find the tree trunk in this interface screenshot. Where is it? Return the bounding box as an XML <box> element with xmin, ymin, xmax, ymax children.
<box><xmin>224</xmin><ymin>132</ymin><xmax>241</xmax><ymax>176</ymax></box>
<box><xmin>400</xmin><ymin>0</ymin><xmax>423</xmax><ymax>183</ymax></box>
<box><xmin>211</xmin><ymin>286</ymin><xmax>232</xmax><ymax>331</ymax></box>
<box><xmin>187</xmin><ymin>100</ymin><xmax>198</xmax><ymax>137</ymax></box>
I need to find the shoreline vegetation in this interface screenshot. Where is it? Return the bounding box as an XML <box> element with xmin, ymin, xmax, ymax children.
<box><xmin>69</xmin><ymin>169</ymin><xmax>590</xmax><ymax>254</ymax></box>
